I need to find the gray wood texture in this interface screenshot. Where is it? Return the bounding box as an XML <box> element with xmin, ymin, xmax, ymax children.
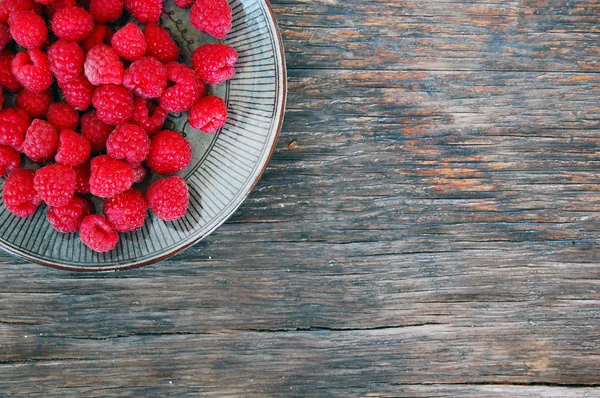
<box><xmin>1</xmin><ymin>0</ymin><xmax>600</xmax><ymax>396</ymax></box>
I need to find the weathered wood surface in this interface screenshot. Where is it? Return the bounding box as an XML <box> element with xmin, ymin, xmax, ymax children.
<box><xmin>1</xmin><ymin>0</ymin><xmax>600</xmax><ymax>396</ymax></box>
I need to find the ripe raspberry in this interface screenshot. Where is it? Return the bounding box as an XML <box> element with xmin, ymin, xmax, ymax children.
<box><xmin>131</xmin><ymin>98</ymin><xmax>167</xmax><ymax>134</ymax></box>
<box><xmin>47</xmin><ymin>196</ymin><xmax>93</xmax><ymax>233</ymax></box>
<box><xmin>73</xmin><ymin>161</ymin><xmax>90</xmax><ymax>194</ymax></box>
<box><xmin>160</xmin><ymin>62</ymin><xmax>203</xmax><ymax>113</ymax></box>
<box><xmin>146</xmin><ymin>176</ymin><xmax>188</xmax><ymax>221</ymax></box>
<box><xmin>189</xmin><ymin>96</ymin><xmax>227</xmax><ymax>133</ymax></box>
<box><xmin>125</xmin><ymin>0</ymin><xmax>164</xmax><ymax>25</ymax></box>
<box><xmin>130</xmin><ymin>162</ymin><xmax>147</xmax><ymax>183</ymax></box>
<box><xmin>92</xmin><ymin>84</ymin><xmax>133</xmax><ymax>125</ymax></box>
<box><xmin>58</xmin><ymin>75</ymin><xmax>95</xmax><ymax>110</ymax></box>
<box><xmin>190</xmin><ymin>0</ymin><xmax>232</xmax><ymax>40</ymax></box>
<box><xmin>80</xmin><ymin>111</ymin><xmax>111</xmax><ymax>152</ymax></box>
<box><xmin>123</xmin><ymin>57</ymin><xmax>167</xmax><ymax>99</ymax></box>
<box><xmin>146</xmin><ymin>130</ymin><xmax>192</xmax><ymax>174</ymax></box>
<box><xmin>47</xmin><ymin>39</ymin><xmax>84</xmax><ymax>83</ymax></box>
<box><xmin>35</xmin><ymin>0</ymin><xmax>55</xmax><ymax>5</ymax></box>
<box><xmin>8</xmin><ymin>11</ymin><xmax>47</xmax><ymax>49</ymax></box>
<box><xmin>15</xmin><ymin>89</ymin><xmax>53</xmax><ymax>118</ymax></box>
<box><xmin>47</xmin><ymin>102</ymin><xmax>79</xmax><ymax>131</ymax></box>
<box><xmin>84</xmin><ymin>44</ymin><xmax>124</xmax><ymax>86</ymax></box>
<box><xmin>0</xmin><ymin>145</ymin><xmax>21</xmax><ymax>176</ymax></box>
<box><xmin>0</xmin><ymin>50</ymin><xmax>22</xmax><ymax>92</ymax></box>
<box><xmin>3</xmin><ymin>169</ymin><xmax>41</xmax><ymax>218</ymax></box>
<box><xmin>0</xmin><ymin>0</ymin><xmax>35</xmax><ymax>24</ymax></box>
<box><xmin>0</xmin><ymin>24</ymin><xmax>10</xmax><ymax>52</ymax></box>
<box><xmin>12</xmin><ymin>49</ymin><xmax>53</xmax><ymax>93</ymax></box>
<box><xmin>55</xmin><ymin>130</ymin><xmax>91</xmax><ymax>166</ymax></box>
<box><xmin>191</xmin><ymin>44</ymin><xmax>237</xmax><ymax>85</ymax></box>
<box><xmin>144</xmin><ymin>23</ymin><xmax>180</xmax><ymax>64</ymax></box>
<box><xmin>82</xmin><ymin>24</ymin><xmax>114</xmax><ymax>52</ymax></box>
<box><xmin>0</xmin><ymin>108</ymin><xmax>30</xmax><ymax>149</ymax></box>
<box><xmin>106</xmin><ymin>123</ymin><xmax>150</xmax><ymax>164</ymax></box>
<box><xmin>22</xmin><ymin>119</ymin><xmax>59</xmax><ymax>163</ymax></box>
<box><xmin>45</xmin><ymin>0</ymin><xmax>77</xmax><ymax>19</ymax></box>
<box><xmin>174</xmin><ymin>0</ymin><xmax>195</xmax><ymax>8</ymax></box>
<box><xmin>111</xmin><ymin>23</ymin><xmax>146</xmax><ymax>62</ymax></box>
<box><xmin>79</xmin><ymin>214</ymin><xmax>119</xmax><ymax>252</ymax></box>
<box><xmin>104</xmin><ymin>188</ymin><xmax>147</xmax><ymax>232</ymax></box>
<box><xmin>89</xmin><ymin>0</ymin><xmax>124</xmax><ymax>23</ymax></box>
<box><xmin>89</xmin><ymin>155</ymin><xmax>134</xmax><ymax>198</ymax></box>
<box><xmin>34</xmin><ymin>164</ymin><xmax>76</xmax><ymax>207</ymax></box>
<box><xmin>52</xmin><ymin>7</ymin><xmax>94</xmax><ymax>42</ymax></box>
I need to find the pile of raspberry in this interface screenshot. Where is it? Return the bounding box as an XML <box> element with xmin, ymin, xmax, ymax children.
<box><xmin>0</xmin><ymin>0</ymin><xmax>238</xmax><ymax>253</ymax></box>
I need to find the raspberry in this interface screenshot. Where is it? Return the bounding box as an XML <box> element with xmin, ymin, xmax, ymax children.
<box><xmin>123</xmin><ymin>57</ymin><xmax>167</xmax><ymax>99</ymax></box>
<box><xmin>79</xmin><ymin>214</ymin><xmax>119</xmax><ymax>252</ymax></box>
<box><xmin>15</xmin><ymin>89</ymin><xmax>52</xmax><ymax>118</ymax></box>
<box><xmin>111</xmin><ymin>23</ymin><xmax>146</xmax><ymax>62</ymax></box>
<box><xmin>52</xmin><ymin>7</ymin><xmax>94</xmax><ymax>42</ymax></box>
<box><xmin>47</xmin><ymin>102</ymin><xmax>79</xmax><ymax>131</ymax></box>
<box><xmin>80</xmin><ymin>111</ymin><xmax>111</xmax><ymax>152</ymax></box>
<box><xmin>22</xmin><ymin>119</ymin><xmax>59</xmax><ymax>163</ymax></box>
<box><xmin>92</xmin><ymin>84</ymin><xmax>133</xmax><ymax>125</ymax></box>
<box><xmin>174</xmin><ymin>0</ymin><xmax>195</xmax><ymax>8</ymax></box>
<box><xmin>84</xmin><ymin>44</ymin><xmax>124</xmax><ymax>86</ymax></box>
<box><xmin>89</xmin><ymin>0</ymin><xmax>124</xmax><ymax>23</ymax></box>
<box><xmin>146</xmin><ymin>130</ymin><xmax>192</xmax><ymax>174</ymax></box>
<box><xmin>73</xmin><ymin>161</ymin><xmax>90</xmax><ymax>194</ymax></box>
<box><xmin>146</xmin><ymin>176</ymin><xmax>188</xmax><ymax>221</ymax></box>
<box><xmin>106</xmin><ymin>123</ymin><xmax>150</xmax><ymax>164</ymax></box>
<box><xmin>47</xmin><ymin>196</ymin><xmax>93</xmax><ymax>232</ymax></box>
<box><xmin>144</xmin><ymin>23</ymin><xmax>180</xmax><ymax>64</ymax></box>
<box><xmin>125</xmin><ymin>0</ymin><xmax>164</xmax><ymax>25</ymax></box>
<box><xmin>130</xmin><ymin>162</ymin><xmax>147</xmax><ymax>183</ymax></box>
<box><xmin>104</xmin><ymin>188</ymin><xmax>147</xmax><ymax>232</ymax></box>
<box><xmin>58</xmin><ymin>75</ymin><xmax>95</xmax><ymax>110</ymax></box>
<box><xmin>12</xmin><ymin>49</ymin><xmax>53</xmax><ymax>93</ymax></box>
<box><xmin>3</xmin><ymin>169</ymin><xmax>41</xmax><ymax>218</ymax></box>
<box><xmin>160</xmin><ymin>62</ymin><xmax>203</xmax><ymax>113</ymax></box>
<box><xmin>0</xmin><ymin>145</ymin><xmax>21</xmax><ymax>176</ymax></box>
<box><xmin>82</xmin><ymin>24</ymin><xmax>113</xmax><ymax>52</ymax></box>
<box><xmin>47</xmin><ymin>39</ymin><xmax>84</xmax><ymax>83</ymax></box>
<box><xmin>45</xmin><ymin>0</ymin><xmax>77</xmax><ymax>19</ymax></box>
<box><xmin>191</xmin><ymin>44</ymin><xmax>237</xmax><ymax>85</ymax></box>
<box><xmin>35</xmin><ymin>0</ymin><xmax>55</xmax><ymax>5</ymax></box>
<box><xmin>189</xmin><ymin>96</ymin><xmax>227</xmax><ymax>133</ymax></box>
<box><xmin>0</xmin><ymin>0</ymin><xmax>35</xmax><ymax>24</ymax></box>
<box><xmin>0</xmin><ymin>108</ymin><xmax>30</xmax><ymax>149</ymax></box>
<box><xmin>89</xmin><ymin>155</ymin><xmax>134</xmax><ymax>198</ymax></box>
<box><xmin>8</xmin><ymin>10</ymin><xmax>48</xmax><ymax>49</ymax></box>
<box><xmin>0</xmin><ymin>24</ymin><xmax>10</xmax><ymax>52</ymax></box>
<box><xmin>130</xmin><ymin>98</ymin><xmax>167</xmax><ymax>134</ymax></box>
<box><xmin>190</xmin><ymin>0</ymin><xmax>232</xmax><ymax>40</ymax></box>
<box><xmin>0</xmin><ymin>50</ymin><xmax>22</xmax><ymax>92</ymax></box>
<box><xmin>34</xmin><ymin>164</ymin><xmax>76</xmax><ymax>207</ymax></box>
<box><xmin>55</xmin><ymin>129</ymin><xmax>91</xmax><ymax>166</ymax></box>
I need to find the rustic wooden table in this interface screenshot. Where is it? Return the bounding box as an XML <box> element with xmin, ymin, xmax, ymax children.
<box><xmin>2</xmin><ymin>0</ymin><xmax>600</xmax><ymax>396</ymax></box>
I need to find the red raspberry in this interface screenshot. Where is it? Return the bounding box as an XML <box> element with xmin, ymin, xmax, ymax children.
<box><xmin>104</xmin><ymin>188</ymin><xmax>147</xmax><ymax>232</ymax></box>
<box><xmin>35</xmin><ymin>0</ymin><xmax>55</xmax><ymax>5</ymax></box>
<box><xmin>55</xmin><ymin>129</ymin><xmax>91</xmax><ymax>166</ymax></box>
<box><xmin>45</xmin><ymin>0</ymin><xmax>77</xmax><ymax>19</ymax></box>
<box><xmin>191</xmin><ymin>44</ymin><xmax>237</xmax><ymax>85</ymax></box>
<box><xmin>123</xmin><ymin>57</ymin><xmax>167</xmax><ymax>100</ymax></box>
<box><xmin>22</xmin><ymin>119</ymin><xmax>59</xmax><ymax>163</ymax></box>
<box><xmin>89</xmin><ymin>155</ymin><xmax>134</xmax><ymax>198</ymax></box>
<box><xmin>125</xmin><ymin>0</ymin><xmax>163</xmax><ymax>25</ymax></box>
<box><xmin>47</xmin><ymin>39</ymin><xmax>84</xmax><ymax>83</ymax></box>
<box><xmin>82</xmin><ymin>24</ymin><xmax>114</xmax><ymax>52</ymax></box>
<box><xmin>73</xmin><ymin>161</ymin><xmax>90</xmax><ymax>194</ymax></box>
<box><xmin>52</xmin><ymin>7</ymin><xmax>94</xmax><ymax>42</ymax></box>
<box><xmin>131</xmin><ymin>98</ymin><xmax>167</xmax><ymax>134</ymax></box>
<box><xmin>146</xmin><ymin>130</ymin><xmax>192</xmax><ymax>174</ymax></box>
<box><xmin>0</xmin><ymin>0</ymin><xmax>35</xmax><ymax>24</ymax></box>
<box><xmin>160</xmin><ymin>62</ymin><xmax>203</xmax><ymax>113</ymax></box>
<box><xmin>0</xmin><ymin>24</ymin><xmax>10</xmax><ymax>52</ymax></box>
<box><xmin>92</xmin><ymin>84</ymin><xmax>133</xmax><ymax>125</ymax></box>
<box><xmin>80</xmin><ymin>111</ymin><xmax>111</xmax><ymax>152</ymax></box>
<box><xmin>34</xmin><ymin>163</ymin><xmax>76</xmax><ymax>207</ymax></box>
<box><xmin>144</xmin><ymin>23</ymin><xmax>180</xmax><ymax>64</ymax></box>
<box><xmin>12</xmin><ymin>49</ymin><xmax>53</xmax><ymax>93</ymax></box>
<box><xmin>106</xmin><ymin>123</ymin><xmax>150</xmax><ymax>164</ymax></box>
<box><xmin>0</xmin><ymin>50</ymin><xmax>22</xmax><ymax>92</ymax></box>
<box><xmin>111</xmin><ymin>23</ymin><xmax>146</xmax><ymax>62</ymax></box>
<box><xmin>47</xmin><ymin>102</ymin><xmax>79</xmax><ymax>131</ymax></box>
<box><xmin>190</xmin><ymin>0</ymin><xmax>232</xmax><ymax>40</ymax></box>
<box><xmin>130</xmin><ymin>162</ymin><xmax>147</xmax><ymax>183</ymax></box>
<box><xmin>0</xmin><ymin>145</ymin><xmax>21</xmax><ymax>176</ymax></box>
<box><xmin>0</xmin><ymin>108</ymin><xmax>30</xmax><ymax>149</ymax></box>
<box><xmin>47</xmin><ymin>196</ymin><xmax>93</xmax><ymax>233</ymax></box>
<box><xmin>79</xmin><ymin>214</ymin><xmax>119</xmax><ymax>252</ymax></box>
<box><xmin>174</xmin><ymin>0</ymin><xmax>195</xmax><ymax>8</ymax></box>
<box><xmin>84</xmin><ymin>44</ymin><xmax>124</xmax><ymax>86</ymax></box>
<box><xmin>58</xmin><ymin>75</ymin><xmax>95</xmax><ymax>110</ymax></box>
<box><xmin>15</xmin><ymin>89</ymin><xmax>52</xmax><ymax>118</ymax></box>
<box><xmin>89</xmin><ymin>0</ymin><xmax>124</xmax><ymax>23</ymax></box>
<box><xmin>3</xmin><ymin>169</ymin><xmax>41</xmax><ymax>218</ymax></box>
<box><xmin>8</xmin><ymin>11</ymin><xmax>47</xmax><ymax>49</ymax></box>
<box><xmin>146</xmin><ymin>176</ymin><xmax>188</xmax><ymax>221</ymax></box>
<box><xmin>189</xmin><ymin>96</ymin><xmax>227</xmax><ymax>133</ymax></box>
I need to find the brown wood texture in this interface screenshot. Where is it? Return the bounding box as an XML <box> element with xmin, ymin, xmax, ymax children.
<box><xmin>2</xmin><ymin>0</ymin><xmax>600</xmax><ymax>396</ymax></box>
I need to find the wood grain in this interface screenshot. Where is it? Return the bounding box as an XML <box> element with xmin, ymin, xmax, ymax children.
<box><xmin>1</xmin><ymin>0</ymin><xmax>600</xmax><ymax>396</ymax></box>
